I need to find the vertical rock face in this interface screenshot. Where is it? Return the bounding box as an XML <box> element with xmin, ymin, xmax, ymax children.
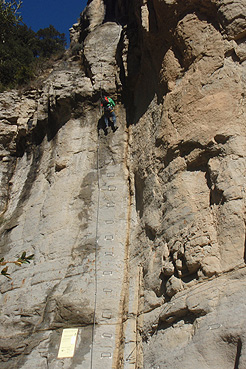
<box><xmin>124</xmin><ymin>1</ymin><xmax>246</xmax><ymax>368</ymax></box>
<box><xmin>0</xmin><ymin>1</ymin><xmax>246</xmax><ymax>368</ymax></box>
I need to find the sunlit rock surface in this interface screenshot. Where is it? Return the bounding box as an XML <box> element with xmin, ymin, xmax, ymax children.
<box><xmin>0</xmin><ymin>0</ymin><xmax>246</xmax><ymax>368</ymax></box>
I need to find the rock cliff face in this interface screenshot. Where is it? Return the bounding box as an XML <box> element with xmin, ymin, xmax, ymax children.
<box><xmin>0</xmin><ymin>0</ymin><xmax>246</xmax><ymax>368</ymax></box>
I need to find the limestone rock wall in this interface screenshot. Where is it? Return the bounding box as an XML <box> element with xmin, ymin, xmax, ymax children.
<box><xmin>0</xmin><ymin>0</ymin><xmax>246</xmax><ymax>368</ymax></box>
<box><xmin>123</xmin><ymin>1</ymin><xmax>246</xmax><ymax>368</ymax></box>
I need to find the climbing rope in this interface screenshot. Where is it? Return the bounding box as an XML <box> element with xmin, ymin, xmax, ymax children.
<box><xmin>100</xmin><ymin>63</ymin><xmax>103</xmax><ymax>99</ymax></box>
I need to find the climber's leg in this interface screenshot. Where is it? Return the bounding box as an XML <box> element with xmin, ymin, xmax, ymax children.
<box><xmin>104</xmin><ymin>114</ymin><xmax>109</xmax><ymax>128</ymax></box>
<box><xmin>110</xmin><ymin>112</ymin><xmax>118</xmax><ymax>131</ymax></box>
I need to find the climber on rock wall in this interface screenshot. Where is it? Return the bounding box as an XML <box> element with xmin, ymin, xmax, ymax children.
<box><xmin>101</xmin><ymin>95</ymin><xmax>118</xmax><ymax>133</ymax></box>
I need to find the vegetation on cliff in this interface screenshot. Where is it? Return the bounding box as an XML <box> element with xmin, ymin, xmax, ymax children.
<box><xmin>0</xmin><ymin>0</ymin><xmax>66</xmax><ymax>91</ymax></box>
<box><xmin>0</xmin><ymin>252</ymin><xmax>34</xmax><ymax>279</ymax></box>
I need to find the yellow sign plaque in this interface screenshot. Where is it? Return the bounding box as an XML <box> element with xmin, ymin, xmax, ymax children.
<box><xmin>57</xmin><ymin>328</ymin><xmax>78</xmax><ymax>359</ymax></box>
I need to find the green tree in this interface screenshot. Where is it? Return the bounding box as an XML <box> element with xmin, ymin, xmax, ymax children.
<box><xmin>36</xmin><ymin>25</ymin><xmax>67</xmax><ymax>58</ymax></box>
<box><xmin>0</xmin><ymin>1</ymin><xmax>66</xmax><ymax>90</ymax></box>
<box><xmin>0</xmin><ymin>23</ymin><xmax>37</xmax><ymax>88</ymax></box>
<box><xmin>0</xmin><ymin>0</ymin><xmax>31</xmax><ymax>89</ymax></box>
<box><xmin>0</xmin><ymin>0</ymin><xmax>22</xmax><ymax>46</ymax></box>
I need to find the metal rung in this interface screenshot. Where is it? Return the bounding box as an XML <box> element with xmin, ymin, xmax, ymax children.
<box><xmin>102</xmin><ymin>310</ymin><xmax>112</xmax><ymax>319</ymax></box>
<box><xmin>104</xmin><ymin>160</ymin><xmax>113</xmax><ymax>166</ymax></box>
<box><xmin>101</xmin><ymin>352</ymin><xmax>112</xmax><ymax>358</ymax></box>
<box><xmin>84</xmin><ymin>233</ymin><xmax>92</xmax><ymax>239</ymax></box>
<box><xmin>208</xmin><ymin>324</ymin><xmax>221</xmax><ymax>330</ymax></box>
<box><xmin>101</xmin><ymin>185</ymin><xmax>116</xmax><ymax>191</ymax></box>
<box><xmin>105</xmin><ymin>234</ymin><xmax>114</xmax><ymax>240</ymax></box>
<box><xmin>103</xmin><ymin>271</ymin><xmax>113</xmax><ymax>276</ymax></box>
<box><xmin>106</xmin><ymin>202</ymin><xmax>115</xmax><ymax>208</ymax></box>
<box><xmin>102</xmin><ymin>333</ymin><xmax>113</xmax><ymax>338</ymax></box>
<box><xmin>105</xmin><ymin>252</ymin><xmax>114</xmax><ymax>256</ymax></box>
<box><xmin>108</xmin><ymin>185</ymin><xmax>116</xmax><ymax>191</ymax></box>
<box><xmin>103</xmin><ymin>288</ymin><xmax>112</xmax><ymax>293</ymax></box>
<box><xmin>105</xmin><ymin>220</ymin><xmax>114</xmax><ymax>224</ymax></box>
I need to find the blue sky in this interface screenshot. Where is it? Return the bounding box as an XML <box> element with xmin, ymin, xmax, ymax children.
<box><xmin>21</xmin><ymin>0</ymin><xmax>88</xmax><ymax>46</ymax></box>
